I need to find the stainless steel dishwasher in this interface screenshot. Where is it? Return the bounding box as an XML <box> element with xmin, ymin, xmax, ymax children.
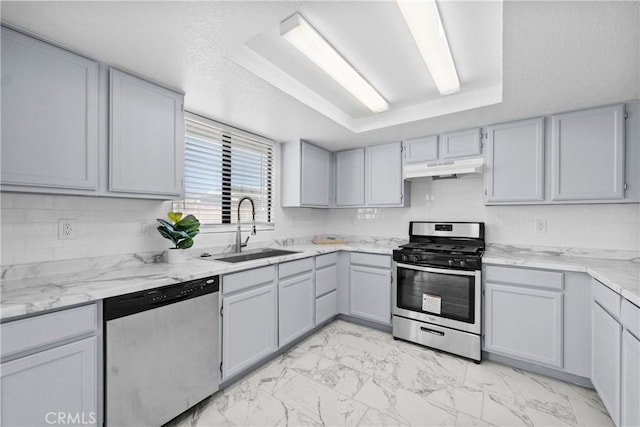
<box><xmin>104</xmin><ymin>276</ymin><xmax>219</xmax><ymax>426</ymax></box>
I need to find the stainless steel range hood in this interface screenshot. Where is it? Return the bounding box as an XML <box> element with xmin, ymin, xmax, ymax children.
<box><xmin>404</xmin><ymin>157</ymin><xmax>484</xmax><ymax>180</ymax></box>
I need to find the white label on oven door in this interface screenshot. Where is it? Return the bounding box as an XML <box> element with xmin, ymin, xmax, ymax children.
<box><xmin>422</xmin><ymin>294</ymin><xmax>442</xmax><ymax>314</ymax></box>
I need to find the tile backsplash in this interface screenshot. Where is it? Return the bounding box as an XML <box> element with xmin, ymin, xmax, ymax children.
<box><xmin>2</xmin><ymin>175</ymin><xmax>638</xmax><ymax>266</ymax></box>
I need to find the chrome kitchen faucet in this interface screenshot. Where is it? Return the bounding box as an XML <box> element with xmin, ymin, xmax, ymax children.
<box><xmin>235</xmin><ymin>197</ymin><xmax>256</xmax><ymax>253</ymax></box>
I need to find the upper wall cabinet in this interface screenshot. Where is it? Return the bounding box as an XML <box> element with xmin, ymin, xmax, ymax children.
<box><xmin>439</xmin><ymin>128</ymin><xmax>482</xmax><ymax>159</ymax></box>
<box><xmin>280</xmin><ymin>139</ymin><xmax>331</xmax><ymax>208</ymax></box>
<box><xmin>551</xmin><ymin>104</ymin><xmax>625</xmax><ymax>201</ymax></box>
<box><xmin>404</xmin><ymin>135</ymin><xmax>438</xmax><ymax>164</ymax></box>
<box><xmin>1</xmin><ymin>27</ymin><xmax>99</xmax><ymax>191</ymax></box>
<box><xmin>335</xmin><ymin>148</ymin><xmax>365</xmax><ymax>207</ymax></box>
<box><xmin>366</xmin><ymin>141</ymin><xmax>405</xmax><ymax>206</ymax></box>
<box><xmin>109</xmin><ymin>69</ymin><xmax>184</xmax><ymax>197</ymax></box>
<box><xmin>485</xmin><ymin>118</ymin><xmax>545</xmax><ymax>203</ymax></box>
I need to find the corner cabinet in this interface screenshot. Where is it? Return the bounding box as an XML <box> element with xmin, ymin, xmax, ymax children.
<box><xmin>1</xmin><ymin>27</ymin><xmax>99</xmax><ymax>191</ymax></box>
<box><xmin>280</xmin><ymin>140</ymin><xmax>331</xmax><ymax>208</ymax></box>
<box><xmin>551</xmin><ymin>104</ymin><xmax>625</xmax><ymax>201</ymax></box>
<box><xmin>109</xmin><ymin>69</ymin><xmax>184</xmax><ymax>198</ymax></box>
<box><xmin>485</xmin><ymin>118</ymin><xmax>545</xmax><ymax>203</ymax></box>
<box><xmin>335</xmin><ymin>148</ymin><xmax>365</xmax><ymax>207</ymax></box>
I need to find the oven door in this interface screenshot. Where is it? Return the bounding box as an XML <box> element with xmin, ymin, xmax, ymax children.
<box><xmin>393</xmin><ymin>263</ymin><xmax>481</xmax><ymax>334</ymax></box>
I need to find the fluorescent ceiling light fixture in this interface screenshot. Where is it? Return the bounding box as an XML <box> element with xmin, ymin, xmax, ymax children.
<box><xmin>396</xmin><ymin>0</ymin><xmax>460</xmax><ymax>95</ymax></box>
<box><xmin>280</xmin><ymin>13</ymin><xmax>389</xmax><ymax>114</ymax></box>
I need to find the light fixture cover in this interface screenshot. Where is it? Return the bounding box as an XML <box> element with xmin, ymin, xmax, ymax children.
<box><xmin>280</xmin><ymin>13</ymin><xmax>389</xmax><ymax>113</ymax></box>
<box><xmin>397</xmin><ymin>0</ymin><xmax>460</xmax><ymax>95</ymax></box>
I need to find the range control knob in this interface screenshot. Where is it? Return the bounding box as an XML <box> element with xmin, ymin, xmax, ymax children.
<box><xmin>401</xmin><ymin>254</ymin><xmax>408</xmax><ymax>262</ymax></box>
<box><xmin>459</xmin><ymin>260</ymin><xmax>467</xmax><ymax>268</ymax></box>
<box><xmin>448</xmin><ymin>259</ymin><xmax>454</xmax><ymax>266</ymax></box>
<box><xmin>411</xmin><ymin>255</ymin><xmax>420</xmax><ymax>263</ymax></box>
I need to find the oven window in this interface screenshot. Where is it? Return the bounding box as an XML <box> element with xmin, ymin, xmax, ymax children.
<box><xmin>397</xmin><ymin>267</ymin><xmax>475</xmax><ymax>323</ymax></box>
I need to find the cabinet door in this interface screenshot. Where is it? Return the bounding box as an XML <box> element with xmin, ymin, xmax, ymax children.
<box><xmin>551</xmin><ymin>104</ymin><xmax>625</xmax><ymax>201</ymax></box>
<box><xmin>279</xmin><ymin>273</ymin><xmax>315</xmax><ymax>347</ymax></box>
<box><xmin>484</xmin><ymin>283</ymin><xmax>563</xmax><ymax>367</ymax></box>
<box><xmin>1</xmin><ymin>27</ymin><xmax>98</xmax><ymax>190</ymax></box>
<box><xmin>335</xmin><ymin>148</ymin><xmax>365</xmax><ymax>206</ymax></box>
<box><xmin>404</xmin><ymin>135</ymin><xmax>438</xmax><ymax>164</ymax></box>
<box><xmin>622</xmin><ymin>330</ymin><xmax>640</xmax><ymax>427</ymax></box>
<box><xmin>485</xmin><ymin>118</ymin><xmax>545</xmax><ymax>203</ymax></box>
<box><xmin>350</xmin><ymin>265</ymin><xmax>391</xmax><ymax>325</ymax></box>
<box><xmin>222</xmin><ymin>284</ymin><xmax>277</xmax><ymax>380</ymax></box>
<box><xmin>316</xmin><ymin>291</ymin><xmax>338</xmax><ymax>326</ymax></box>
<box><xmin>110</xmin><ymin>69</ymin><xmax>184</xmax><ymax>197</ymax></box>
<box><xmin>1</xmin><ymin>337</ymin><xmax>97</xmax><ymax>427</ymax></box>
<box><xmin>366</xmin><ymin>141</ymin><xmax>403</xmax><ymax>206</ymax></box>
<box><xmin>439</xmin><ymin>128</ymin><xmax>481</xmax><ymax>159</ymax></box>
<box><xmin>300</xmin><ymin>142</ymin><xmax>331</xmax><ymax>207</ymax></box>
<box><xmin>591</xmin><ymin>302</ymin><xmax>621</xmax><ymax>426</ymax></box>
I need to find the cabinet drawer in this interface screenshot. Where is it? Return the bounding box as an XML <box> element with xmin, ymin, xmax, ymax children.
<box><xmin>315</xmin><ymin>253</ymin><xmax>338</xmax><ymax>269</ymax></box>
<box><xmin>485</xmin><ymin>265</ymin><xmax>564</xmax><ymax>290</ymax></box>
<box><xmin>279</xmin><ymin>258</ymin><xmax>313</xmax><ymax>279</ymax></box>
<box><xmin>622</xmin><ymin>299</ymin><xmax>640</xmax><ymax>338</ymax></box>
<box><xmin>1</xmin><ymin>304</ymin><xmax>97</xmax><ymax>359</ymax></box>
<box><xmin>350</xmin><ymin>253</ymin><xmax>391</xmax><ymax>269</ymax></box>
<box><xmin>316</xmin><ymin>291</ymin><xmax>338</xmax><ymax>325</ymax></box>
<box><xmin>223</xmin><ymin>265</ymin><xmax>275</xmax><ymax>295</ymax></box>
<box><xmin>316</xmin><ymin>264</ymin><xmax>337</xmax><ymax>297</ymax></box>
<box><xmin>591</xmin><ymin>279</ymin><xmax>621</xmax><ymax>319</ymax></box>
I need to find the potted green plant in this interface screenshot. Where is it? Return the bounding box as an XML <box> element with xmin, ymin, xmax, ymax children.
<box><xmin>157</xmin><ymin>212</ymin><xmax>200</xmax><ymax>263</ymax></box>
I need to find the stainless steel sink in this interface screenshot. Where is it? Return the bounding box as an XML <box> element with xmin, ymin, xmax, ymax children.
<box><xmin>202</xmin><ymin>248</ymin><xmax>299</xmax><ymax>263</ymax></box>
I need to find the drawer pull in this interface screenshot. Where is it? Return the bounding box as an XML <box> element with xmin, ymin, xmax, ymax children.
<box><xmin>421</xmin><ymin>327</ymin><xmax>445</xmax><ymax>336</ymax></box>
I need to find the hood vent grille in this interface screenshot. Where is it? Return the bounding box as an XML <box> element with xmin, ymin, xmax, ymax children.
<box><xmin>404</xmin><ymin>157</ymin><xmax>484</xmax><ymax>180</ymax></box>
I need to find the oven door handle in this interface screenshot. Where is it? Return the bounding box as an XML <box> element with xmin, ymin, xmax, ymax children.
<box><xmin>396</xmin><ymin>263</ymin><xmax>478</xmax><ymax>277</ymax></box>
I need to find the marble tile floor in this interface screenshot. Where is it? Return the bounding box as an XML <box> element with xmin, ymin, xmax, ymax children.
<box><xmin>169</xmin><ymin>320</ymin><xmax>613</xmax><ymax>427</ymax></box>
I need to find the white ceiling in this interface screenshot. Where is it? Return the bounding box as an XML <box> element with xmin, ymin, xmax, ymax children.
<box><xmin>1</xmin><ymin>1</ymin><xmax>638</xmax><ymax>151</ymax></box>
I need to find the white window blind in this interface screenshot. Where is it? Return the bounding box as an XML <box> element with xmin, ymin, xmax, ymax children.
<box><xmin>174</xmin><ymin>114</ymin><xmax>274</xmax><ymax>228</ymax></box>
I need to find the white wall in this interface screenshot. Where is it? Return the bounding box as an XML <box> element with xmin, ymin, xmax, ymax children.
<box><xmin>326</xmin><ymin>176</ymin><xmax>640</xmax><ymax>252</ymax></box>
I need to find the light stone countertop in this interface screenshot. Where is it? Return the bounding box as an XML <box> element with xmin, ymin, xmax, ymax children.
<box><xmin>484</xmin><ymin>244</ymin><xmax>640</xmax><ymax>307</ymax></box>
<box><xmin>0</xmin><ymin>238</ymin><xmax>401</xmax><ymax>320</ymax></box>
<box><xmin>2</xmin><ymin>238</ymin><xmax>638</xmax><ymax>321</ymax></box>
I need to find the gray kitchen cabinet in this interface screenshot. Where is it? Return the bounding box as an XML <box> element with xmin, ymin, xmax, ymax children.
<box><xmin>222</xmin><ymin>267</ymin><xmax>277</xmax><ymax>380</ymax></box>
<box><xmin>278</xmin><ymin>259</ymin><xmax>315</xmax><ymax>347</ymax></box>
<box><xmin>551</xmin><ymin>104</ymin><xmax>625</xmax><ymax>201</ymax></box>
<box><xmin>591</xmin><ymin>279</ymin><xmax>622</xmax><ymax>426</ymax></box>
<box><xmin>0</xmin><ymin>303</ymin><xmax>99</xmax><ymax>427</ymax></box>
<box><xmin>315</xmin><ymin>253</ymin><xmax>338</xmax><ymax>325</ymax></box>
<box><xmin>485</xmin><ymin>118</ymin><xmax>545</xmax><ymax>203</ymax></box>
<box><xmin>366</xmin><ymin>141</ymin><xmax>405</xmax><ymax>206</ymax></box>
<box><xmin>349</xmin><ymin>253</ymin><xmax>392</xmax><ymax>326</ymax></box>
<box><xmin>439</xmin><ymin>128</ymin><xmax>482</xmax><ymax>159</ymax></box>
<box><xmin>1</xmin><ymin>27</ymin><xmax>99</xmax><ymax>191</ymax></box>
<box><xmin>404</xmin><ymin>135</ymin><xmax>438</xmax><ymax>164</ymax></box>
<box><xmin>335</xmin><ymin>148</ymin><xmax>365</xmax><ymax>206</ymax></box>
<box><xmin>281</xmin><ymin>139</ymin><xmax>331</xmax><ymax>207</ymax></box>
<box><xmin>622</xmin><ymin>329</ymin><xmax>640</xmax><ymax>427</ymax></box>
<box><xmin>109</xmin><ymin>68</ymin><xmax>184</xmax><ymax>197</ymax></box>
<box><xmin>483</xmin><ymin>266</ymin><xmax>564</xmax><ymax>368</ymax></box>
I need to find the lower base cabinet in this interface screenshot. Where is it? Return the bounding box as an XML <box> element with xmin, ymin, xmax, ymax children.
<box><xmin>349</xmin><ymin>253</ymin><xmax>392</xmax><ymax>326</ymax></box>
<box><xmin>222</xmin><ymin>281</ymin><xmax>277</xmax><ymax>380</ymax></box>
<box><xmin>1</xmin><ymin>337</ymin><xmax>97</xmax><ymax>427</ymax></box>
<box><xmin>622</xmin><ymin>329</ymin><xmax>640</xmax><ymax>427</ymax></box>
<box><xmin>279</xmin><ymin>267</ymin><xmax>315</xmax><ymax>347</ymax></box>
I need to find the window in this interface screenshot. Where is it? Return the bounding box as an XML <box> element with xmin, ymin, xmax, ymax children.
<box><xmin>174</xmin><ymin>113</ymin><xmax>274</xmax><ymax>229</ymax></box>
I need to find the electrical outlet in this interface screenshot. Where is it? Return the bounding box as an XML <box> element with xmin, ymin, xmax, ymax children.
<box><xmin>138</xmin><ymin>220</ymin><xmax>150</xmax><ymax>235</ymax></box>
<box><xmin>58</xmin><ymin>219</ymin><xmax>76</xmax><ymax>240</ymax></box>
<box><xmin>535</xmin><ymin>219</ymin><xmax>547</xmax><ymax>233</ymax></box>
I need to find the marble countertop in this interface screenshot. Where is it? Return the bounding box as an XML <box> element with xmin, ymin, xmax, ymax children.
<box><xmin>0</xmin><ymin>238</ymin><xmax>400</xmax><ymax>320</ymax></box>
<box><xmin>484</xmin><ymin>244</ymin><xmax>640</xmax><ymax>307</ymax></box>
<box><xmin>2</xmin><ymin>238</ymin><xmax>638</xmax><ymax>321</ymax></box>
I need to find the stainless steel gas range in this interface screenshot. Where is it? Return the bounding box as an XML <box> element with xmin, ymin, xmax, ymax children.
<box><xmin>392</xmin><ymin>221</ymin><xmax>485</xmax><ymax>362</ymax></box>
